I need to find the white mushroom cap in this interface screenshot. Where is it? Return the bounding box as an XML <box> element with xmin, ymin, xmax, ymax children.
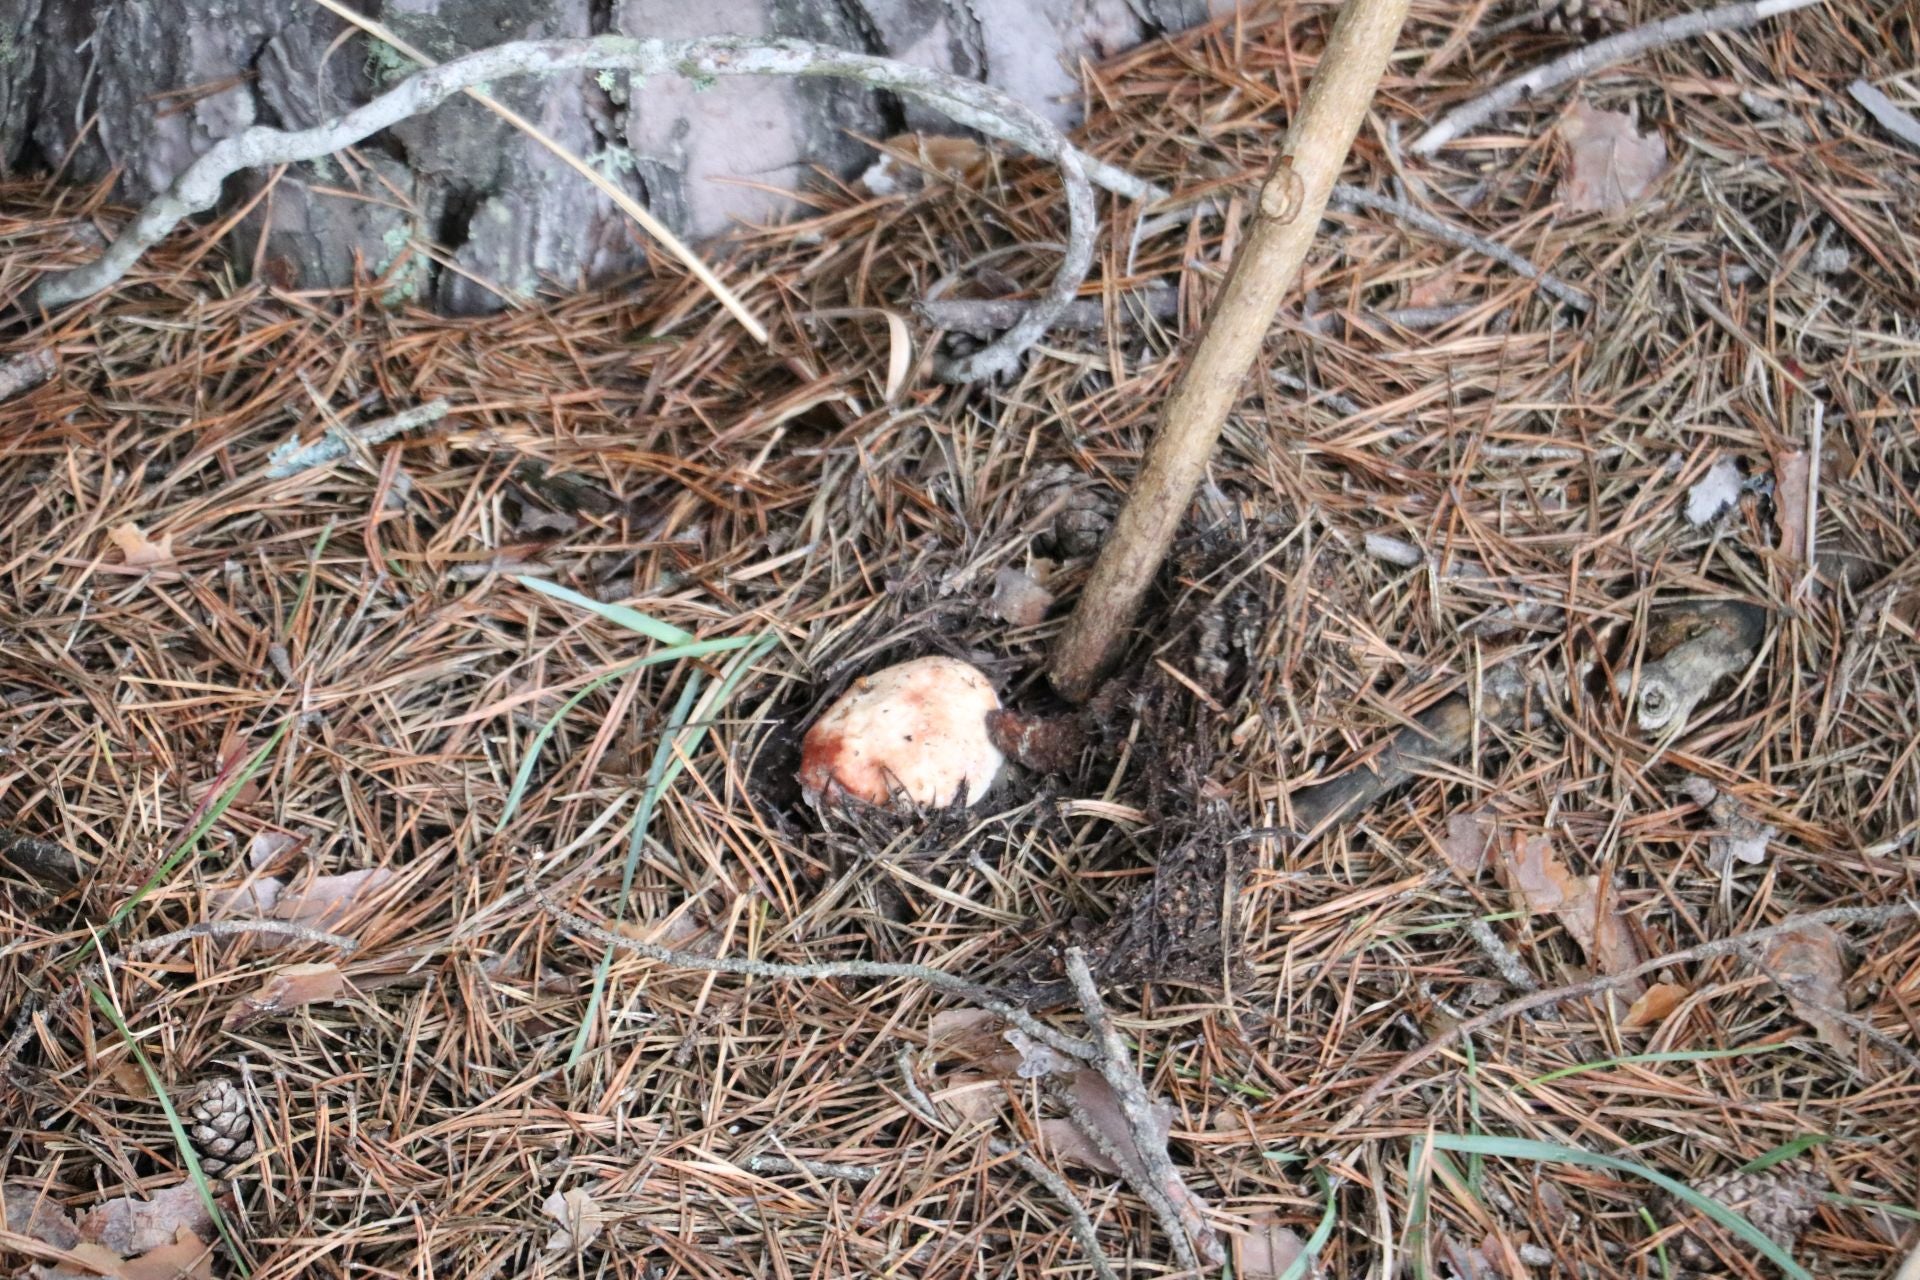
<box><xmin>798</xmin><ymin>656</ymin><xmax>1004</xmax><ymax>808</ymax></box>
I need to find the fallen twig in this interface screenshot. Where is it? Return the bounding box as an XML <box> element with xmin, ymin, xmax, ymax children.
<box><xmin>533</xmin><ymin>888</ymin><xmax>1097</xmax><ymax>1064</ymax></box>
<box><xmin>1063</xmin><ymin>948</ymin><xmax>1225</xmax><ymax>1269</ymax></box>
<box><xmin>918</xmin><ymin>288</ymin><xmax>1179</xmax><ymax>334</ymax></box>
<box><xmin>1848</xmin><ymin>79</ymin><xmax>1920</xmax><ymax>154</ymax></box>
<box><xmin>27</xmin><ymin>36</ymin><xmax>1099</xmax><ymax>385</ymax></box>
<box><xmin>740</xmin><ymin>1154</ymin><xmax>883</xmax><ymax>1182</ymax></box>
<box><xmin>266</xmin><ymin>399</ymin><xmax>452</xmax><ymax>478</ymax></box>
<box><xmin>895</xmin><ymin>1050</ymin><xmax>1119</xmax><ymax>1280</ymax></box>
<box><xmin>1049</xmin><ymin>0</ymin><xmax>1413</xmax><ymax>700</ymax></box>
<box><xmin>1413</xmin><ymin>0</ymin><xmax>1825</xmax><ymax>154</ymax></box>
<box><xmin>1333</xmin><ymin>901</ymin><xmax>1920</xmax><ymax>1132</ymax></box>
<box><xmin>1330</xmin><ymin>186</ymin><xmax>1594</xmax><ymax>312</ymax></box>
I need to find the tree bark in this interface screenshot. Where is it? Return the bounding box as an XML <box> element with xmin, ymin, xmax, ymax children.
<box><xmin>3</xmin><ymin>0</ymin><xmax>1223</xmax><ymax>312</ymax></box>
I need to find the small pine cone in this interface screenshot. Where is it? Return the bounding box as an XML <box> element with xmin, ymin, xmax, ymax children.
<box><xmin>1023</xmin><ymin>466</ymin><xmax>1113</xmax><ymax>559</ymax></box>
<box><xmin>1665</xmin><ymin>1165</ymin><xmax>1822</xmax><ymax>1269</ymax></box>
<box><xmin>1533</xmin><ymin>0</ymin><xmax>1629</xmax><ymax>37</ymax></box>
<box><xmin>185</xmin><ymin>1077</ymin><xmax>257</xmax><ymax>1178</ymax></box>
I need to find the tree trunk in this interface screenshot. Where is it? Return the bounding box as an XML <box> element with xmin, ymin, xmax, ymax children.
<box><xmin>2</xmin><ymin>0</ymin><xmax>1220</xmax><ymax>313</ymax></box>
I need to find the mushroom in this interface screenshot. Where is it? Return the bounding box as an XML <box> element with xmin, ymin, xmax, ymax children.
<box><xmin>798</xmin><ymin>656</ymin><xmax>1004</xmax><ymax>808</ymax></box>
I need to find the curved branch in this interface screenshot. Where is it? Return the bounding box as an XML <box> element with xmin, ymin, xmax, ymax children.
<box><xmin>27</xmin><ymin>36</ymin><xmax>1109</xmax><ymax>383</ymax></box>
<box><xmin>1412</xmin><ymin>0</ymin><xmax>1823</xmax><ymax>155</ymax></box>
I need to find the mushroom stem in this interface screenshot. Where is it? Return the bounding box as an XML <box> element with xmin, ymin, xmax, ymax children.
<box><xmin>1047</xmin><ymin>0</ymin><xmax>1411</xmax><ymax>702</ymax></box>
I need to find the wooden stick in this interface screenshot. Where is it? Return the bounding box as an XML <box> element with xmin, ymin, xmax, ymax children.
<box><xmin>1047</xmin><ymin>0</ymin><xmax>1412</xmax><ymax>702</ymax></box>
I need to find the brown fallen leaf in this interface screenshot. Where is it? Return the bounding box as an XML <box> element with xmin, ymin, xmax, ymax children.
<box><xmin>4</xmin><ymin>1182</ymin><xmax>81</xmax><ymax>1251</ymax></box>
<box><xmin>542</xmin><ymin>1187</ymin><xmax>604</xmax><ymax>1254</ymax></box>
<box><xmin>988</xmin><ymin>566</ymin><xmax>1055</xmax><ymax>628</ymax></box>
<box><xmin>30</xmin><ymin>1241</ymin><xmax>127</xmax><ymax>1280</ymax></box>
<box><xmin>1499</xmin><ymin>832</ymin><xmax>1644</xmax><ymax>992</ymax></box>
<box><xmin>271</xmin><ymin>867</ymin><xmax>397</xmax><ymax>929</ymax></box>
<box><xmin>118</xmin><ymin>1227</ymin><xmax>215</xmax><ymax>1280</ymax></box>
<box><xmin>1235</xmin><ymin>1208</ymin><xmax>1320</xmax><ymax>1279</ymax></box>
<box><xmin>1624</xmin><ymin>982</ymin><xmax>1689</xmax><ymax>1028</ymax></box>
<box><xmin>1773</xmin><ymin>448</ymin><xmax>1811</xmax><ymax>568</ymax></box>
<box><xmin>1043</xmin><ymin>1069</ymin><xmax>1172</xmax><ymax>1182</ymax></box>
<box><xmin>222</xmin><ymin>962</ymin><xmax>349</xmax><ymax>1030</ymax></box>
<box><xmin>1758</xmin><ymin>923</ymin><xmax>1853</xmax><ymax>1053</ymax></box>
<box><xmin>106</xmin><ymin>523</ymin><xmax>179</xmax><ymax>571</ymax></box>
<box><xmin>1442</xmin><ymin>810</ymin><xmax>1494</xmax><ymax>877</ymax></box>
<box><xmin>1559</xmin><ymin>100</ymin><xmax>1668</xmax><ymax>214</ymax></box>
<box><xmin>78</xmin><ymin>1182</ymin><xmax>214</xmax><ymax>1258</ymax></box>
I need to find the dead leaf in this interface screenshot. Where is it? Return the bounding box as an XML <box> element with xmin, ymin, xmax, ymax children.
<box><xmin>1685</xmin><ymin>457</ymin><xmax>1744</xmax><ymax>525</ymax></box>
<box><xmin>1759</xmin><ymin>923</ymin><xmax>1853</xmax><ymax>1052</ymax></box>
<box><xmin>1442</xmin><ymin>811</ymin><xmax>1494</xmax><ymax>877</ymax></box>
<box><xmin>31</xmin><ymin>1241</ymin><xmax>126</xmax><ymax>1280</ymax></box>
<box><xmin>104</xmin><ymin>1062</ymin><xmax>153</xmax><ymax>1099</ymax></box>
<box><xmin>107</xmin><ymin>523</ymin><xmax>179</xmax><ymax>571</ymax></box>
<box><xmin>542</xmin><ymin>1188</ymin><xmax>604</xmax><ymax>1254</ymax></box>
<box><xmin>1235</xmin><ymin>1208</ymin><xmax>1320</xmax><ymax>1279</ymax></box>
<box><xmin>246</xmin><ymin>831</ymin><xmax>298</xmax><ymax>872</ymax></box>
<box><xmin>932</xmin><ymin>1071</ymin><xmax>1008</xmax><ymax>1123</ymax></box>
<box><xmin>222</xmin><ymin>962</ymin><xmax>349</xmax><ymax>1030</ymax></box>
<box><xmin>1679</xmin><ymin>776</ymin><xmax>1777</xmax><ymax>871</ymax></box>
<box><xmin>1499</xmin><ymin>833</ymin><xmax>1644</xmax><ymax>991</ymax></box>
<box><xmin>1624</xmin><ymin>982</ymin><xmax>1689</xmax><ymax>1028</ymax></box>
<box><xmin>988</xmin><ymin>567</ymin><xmax>1055</xmax><ymax>627</ymax></box>
<box><xmin>1044</xmin><ymin>1069</ymin><xmax>1172</xmax><ymax>1182</ymax></box>
<box><xmin>4</xmin><ymin>1183</ymin><xmax>81</xmax><ymax>1251</ymax></box>
<box><xmin>79</xmin><ymin>1182</ymin><xmax>213</xmax><ymax>1258</ymax></box>
<box><xmin>1559</xmin><ymin>100</ymin><xmax>1668</xmax><ymax>213</ymax></box>
<box><xmin>1774</xmin><ymin>448</ymin><xmax>1811</xmax><ymax>566</ymax></box>
<box><xmin>271</xmin><ymin>868</ymin><xmax>396</xmax><ymax>928</ymax></box>
<box><xmin>117</xmin><ymin>1227</ymin><xmax>214</xmax><ymax>1280</ymax></box>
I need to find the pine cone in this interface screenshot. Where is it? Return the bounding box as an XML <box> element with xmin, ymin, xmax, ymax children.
<box><xmin>1663</xmin><ymin>1165</ymin><xmax>1822</xmax><ymax>1271</ymax></box>
<box><xmin>1532</xmin><ymin>0</ymin><xmax>1629</xmax><ymax>37</ymax></box>
<box><xmin>185</xmin><ymin>1077</ymin><xmax>256</xmax><ymax>1178</ymax></box>
<box><xmin>1023</xmin><ymin>465</ymin><xmax>1113</xmax><ymax>559</ymax></box>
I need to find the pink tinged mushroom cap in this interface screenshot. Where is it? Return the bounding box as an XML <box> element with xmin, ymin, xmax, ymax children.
<box><xmin>798</xmin><ymin>656</ymin><xmax>1005</xmax><ymax>808</ymax></box>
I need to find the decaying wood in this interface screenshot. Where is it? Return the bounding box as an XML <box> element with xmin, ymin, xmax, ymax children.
<box><xmin>0</xmin><ymin>829</ymin><xmax>80</xmax><ymax>884</ymax></box>
<box><xmin>1048</xmin><ymin>0</ymin><xmax>1413</xmax><ymax>701</ymax></box>
<box><xmin>1617</xmin><ymin>600</ymin><xmax>1768</xmax><ymax>734</ymax></box>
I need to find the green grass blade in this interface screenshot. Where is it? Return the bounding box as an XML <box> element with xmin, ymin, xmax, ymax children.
<box><xmin>495</xmin><ymin>635</ymin><xmax>760</xmax><ymax>835</ymax></box>
<box><xmin>105</xmin><ymin>718</ymin><xmax>292</xmax><ymax>934</ymax></box>
<box><xmin>1526</xmin><ymin>1043</ymin><xmax>1788</xmax><ymax>1087</ymax></box>
<box><xmin>88</xmin><ymin>983</ymin><xmax>249</xmax><ymax>1275</ymax></box>
<box><xmin>1739</xmin><ymin>1134</ymin><xmax>1829</xmax><ymax>1173</ymax></box>
<box><xmin>517</xmin><ymin>575</ymin><xmax>693</xmax><ymax>644</ymax></box>
<box><xmin>1421</xmin><ymin>1133</ymin><xmax>1813</xmax><ymax>1280</ymax></box>
<box><xmin>1275</xmin><ymin>1170</ymin><xmax>1339</xmax><ymax>1280</ymax></box>
<box><xmin>566</xmin><ymin>633</ymin><xmax>777</xmax><ymax>1067</ymax></box>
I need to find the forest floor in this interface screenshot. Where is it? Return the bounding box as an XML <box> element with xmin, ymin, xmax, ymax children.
<box><xmin>2</xmin><ymin>1</ymin><xmax>1919</xmax><ymax>1277</ymax></box>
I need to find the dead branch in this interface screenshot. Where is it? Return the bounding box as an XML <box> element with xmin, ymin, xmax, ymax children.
<box><xmin>26</xmin><ymin>37</ymin><xmax>1100</xmax><ymax>385</ymax></box>
<box><xmin>1048</xmin><ymin>0</ymin><xmax>1413</xmax><ymax>701</ymax></box>
<box><xmin>1412</xmin><ymin>0</ymin><xmax>1825</xmax><ymax>155</ymax></box>
<box><xmin>1063</xmin><ymin>948</ymin><xmax>1225</xmax><ymax>1269</ymax></box>
<box><xmin>1286</xmin><ymin>664</ymin><xmax>1532</xmax><ymax>838</ymax></box>
<box><xmin>895</xmin><ymin>1050</ymin><xmax>1120</xmax><ymax>1280</ymax></box>
<box><xmin>1616</xmin><ymin>600</ymin><xmax>1768</xmax><ymax>735</ymax></box>
<box><xmin>1847</xmin><ymin>79</ymin><xmax>1920</xmax><ymax>154</ymax></box>
<box><xmin>1329</xmin><ymin>186</ymin><xmax>1594</xmax><ymax>312</ymax></box>
<box><xmin>1333</xmin><ymin>901</ymin><xmax>1920</xmax><ymax>1132</ymax></box>
<box><xmin>266</xmin><ymin>399</ymin><xmax>452</xmax><ymax>479</ymax></box>
<box><xmin>533</xmin><ymin>888</ymin><xmax>1098</xmax><ymax>1064</ymax></box>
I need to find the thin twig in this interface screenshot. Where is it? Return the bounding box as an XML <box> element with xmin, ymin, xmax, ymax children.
<box><xmin>741</xmin><ymin>1154</ymin><xmax>883</xmax><ymax>1182</ymax></box>
<box><xmin>1848</xmin><ymin>79</ymin><xmax>1920</xmax><ymax>154</ymax></box>
<box><xmin>1063</xmin><ymin>948</ymin><xmax>1224</xmax><ymax>1269</ymax></box>
<box><xmin>27</xmin><ymin>36</ymin><xmax>1101</xmax><ymax>385</ymax></box>
<box><xmin>1334</xmin><ymin>901</ymin><xmax>1920</xmax><ymax>1132</ymax></box>
<box><xmin>266</xmin><ymin>399</ymin><xmax>452</xmax><ymax>478</ymax></box>
<box><xmin>1412</xmin><ymin>0</ymin><xmax>1825</xmax><ymax>154</ymax></box>
<box><xmin>893</xmin><ymin>1051</ymin><xmax>1119</xmax><ymax>1280</ymax></box>
<box><xmin>1330</xmin><ymin>186</ymin><xmax>1593</xmax><ymax>312</ymax></box>
<box><xmin>533</xmin><ymin>889</ymin><xmax>1098</xmax><ymax>1063</ymax></box>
